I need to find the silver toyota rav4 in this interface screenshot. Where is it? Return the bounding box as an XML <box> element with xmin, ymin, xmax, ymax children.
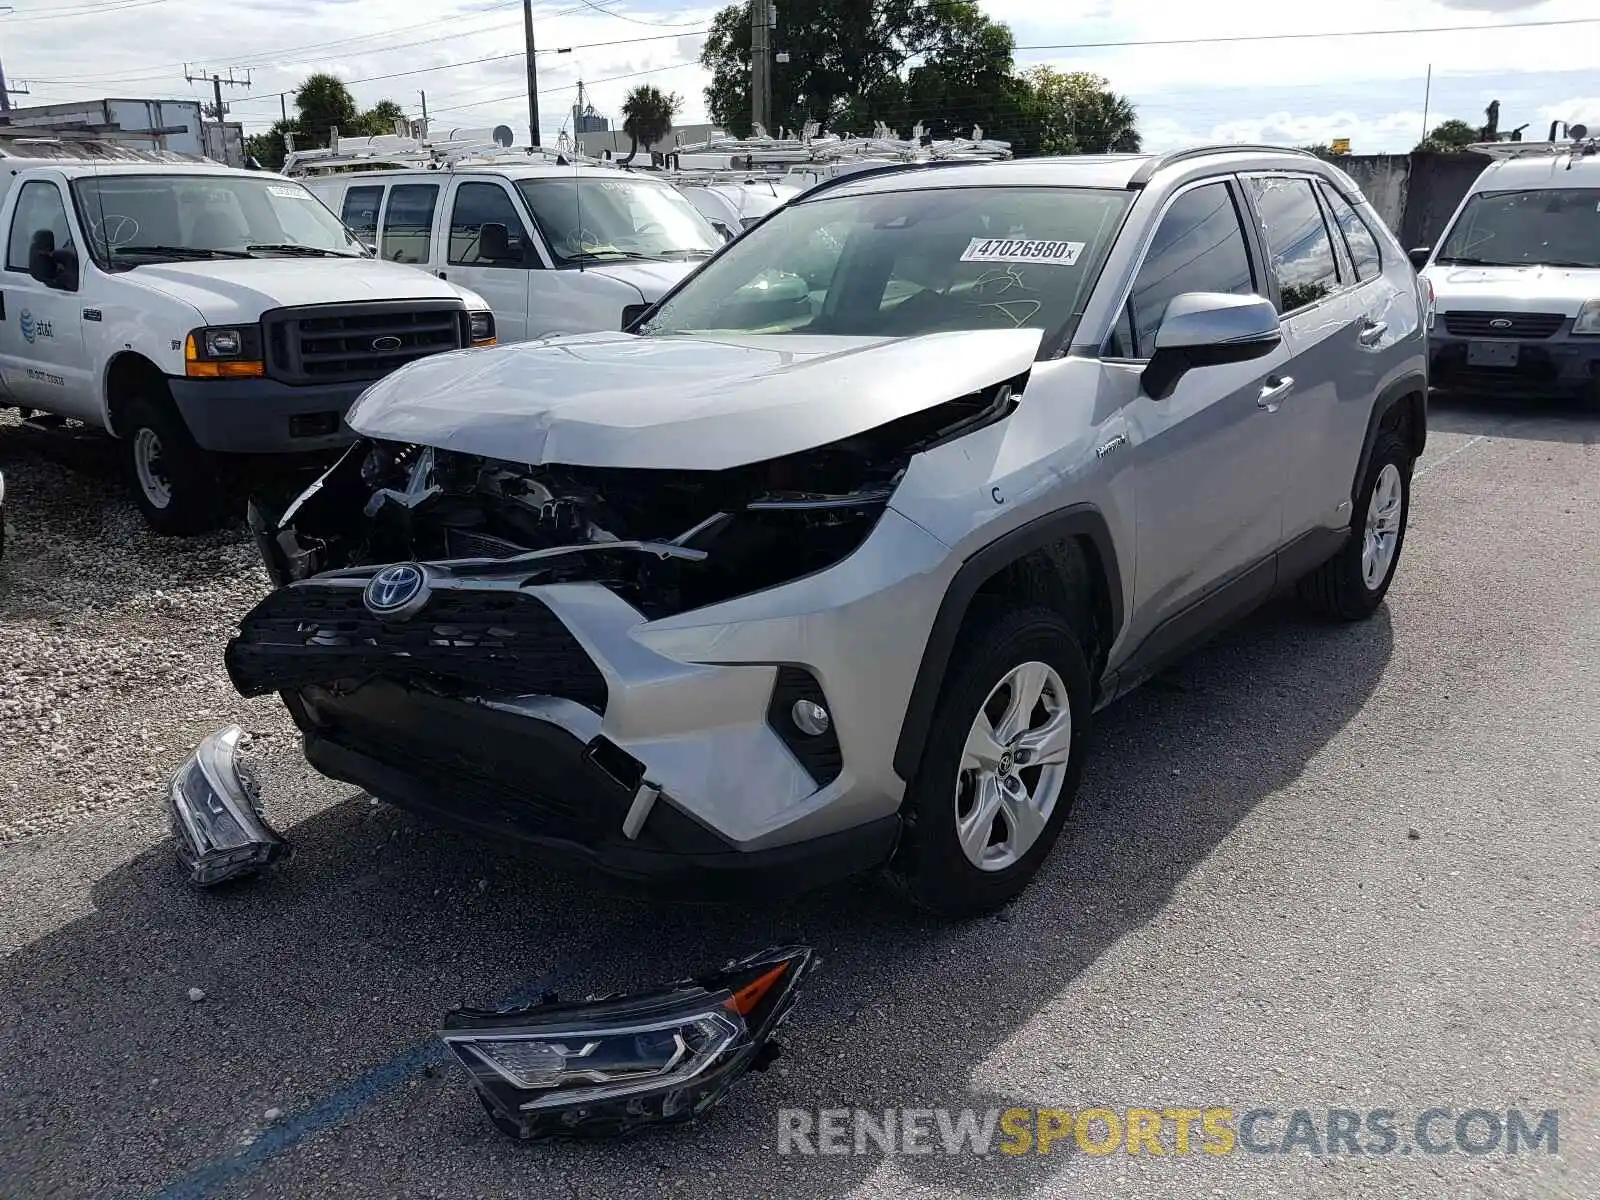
<box><xmin>224</xmin><ymin>147</ymin><xmax>1427</xmax><ymax>917</ymax></box>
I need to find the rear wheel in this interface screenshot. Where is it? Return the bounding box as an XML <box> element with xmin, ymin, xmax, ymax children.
<box><xmin>1298</xmin><ymin>430</ymin><xmax>1412</xmax><ymax>619</ymax></box>
<box><xmin>888</xmin><ymin>604</ymin><xmax>1091</xmax><ymax>918</ymax></box>
<box><xmin>120</xmin><ymin>393</ymin><xmax>222</xmax><ymax>535</ymax></box>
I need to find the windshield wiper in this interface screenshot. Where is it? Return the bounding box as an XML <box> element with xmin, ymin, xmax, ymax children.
<box><xmin>1532</xmin><ymin>258</ymin><xmax>1600</xmax><ymax>269</ymax></box>
<box><xmin>109</xmin><ymin>245</ymin><xmax>254</xmax><ymax>261</ymax></box>
<box><xmin>245</xmin><ymin>243</ymin><xmax>362</xmax><ymax>258</ymax></box>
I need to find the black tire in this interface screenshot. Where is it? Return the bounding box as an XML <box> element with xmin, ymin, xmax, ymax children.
<box><xmin>120</xmin><ymin>392</ymin><xmax>222</xmax><ymax>536</ymax></box>
<box><xmin>1298</xmin><ymin>430</ymin><xmax>1413</xmax><ymax>620</ymax></box>
<box><xmin>888</xmin><ymin>603</ymin><xmax>1091</xmax><ymax>918</ymax></box>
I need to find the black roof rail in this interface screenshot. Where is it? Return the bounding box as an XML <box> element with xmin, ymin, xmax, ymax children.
<box><xmin>791</xmin><ymin>157</ymin><xmax>993</xmax><ymax>203</ymax></box>
<box><xmin>1127</xmin><ymin>143</ymin><xmax>1319</xmax><ymax>187</ymax></box>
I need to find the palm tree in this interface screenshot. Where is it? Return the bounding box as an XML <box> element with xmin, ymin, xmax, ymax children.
<box><xmin>620</xmin><ymin>85</ymin><xmax>682</xmax><ymax>165</ymax></box>
<box><xmin>1074</xmin><ymin>88</ymin><xmax>1141</xmax><ymax>154</ymax></box>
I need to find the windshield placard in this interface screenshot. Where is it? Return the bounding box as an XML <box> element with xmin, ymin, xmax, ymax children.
<box><xmin>960</xmin><ymin>237</ymin><xmax>1084</xmax><ymax>266</ymax></box>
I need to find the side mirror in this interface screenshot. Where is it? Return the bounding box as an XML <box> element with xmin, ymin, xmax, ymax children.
<box><xmin>1141</xmin><ymin>292</ymin><xmax>1282</xmax><ymax>401</ymax></box>
<box><xmin>1407</xmin><ymin>246</ymin><xmax>1432</xmax><ymax>270</ymax></box>
<box><xmin>28</xmin><ymin>230</ymin><xmax>79</xmax><ymax>292</ymax></box>
<box><xmin>479</xmin><ymin>222</ymin><xmax>518</xmax><ymax>263</ymax></box>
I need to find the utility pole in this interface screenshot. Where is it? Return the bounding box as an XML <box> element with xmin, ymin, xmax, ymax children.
<box><xmin>0</xmin><ymin>7</ymin><xmax>18</xmax><ymax>116</ymax></box>
<box><xmin>522</xmin><ymin>0</ymin><xmax>541</xmax><ymax>147</ymax></box>
<box><xmin>279</xmin><ymin>93</ymin><xmax>287</xmax><ymax>121</ymax></box>
<box><xmin>185</xmin><ymin>65</ymin><xmax>250</xmax><ymax>126</ymax></box>
<box><xmin>1420</xmin><ymin>63</ymin><xmax>1432</xmax><ymax>144</ymax></box>
<box><xmin>418</xmin><ymin>89</ymin><xmax>428</xmax><ymax>137</ymax></box>
<box><xmin>750</xmin><ymin>0</ymin><xmax>773</xmax><ymax>133</ymax></box>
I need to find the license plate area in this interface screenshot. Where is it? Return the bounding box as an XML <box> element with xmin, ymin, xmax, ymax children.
<box><xmin>1467</xmin><ymin>340</ymin><xmax>1519</xmax><ymax>368</ymax></box>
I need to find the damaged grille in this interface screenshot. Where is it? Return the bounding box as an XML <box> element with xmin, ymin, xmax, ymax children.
<box><xmin>225</xmin><ymin>584</ymin><xmax>608</xmax><ymax>711</ymax></box>
<box><xmin>263</xmin><ymin>301</ymin><xmax>465</xmax><ymax>385</ymax></box>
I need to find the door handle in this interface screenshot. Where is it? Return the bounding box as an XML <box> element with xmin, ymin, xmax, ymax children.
<box><xmin>1257</xmin><ymin>376</ymin><xmax>1294</xmax><ymax>409</ymax></box>
<box><xmin>1358</xmin><ymin>320</ymin><xmax>1387</xmax><ymax>346</ymax></box>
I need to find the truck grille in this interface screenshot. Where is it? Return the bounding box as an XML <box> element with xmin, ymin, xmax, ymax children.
<box><xmin>263</xmin><ymin>301</ymin><xmax>465</xmax><ymax>386</ymax></box>
<box><xmin>225</xmin><ymin>582</ymin><xmax>608</xmax><ymax>712</ymax></box>
<box><xmin>1442</xmin><ymin>311</ymin><xmax>1566</xmax><ymax>339</ymax></box>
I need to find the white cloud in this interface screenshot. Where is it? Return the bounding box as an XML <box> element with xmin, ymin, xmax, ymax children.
<box><xmin>6</xmin><ymin>0</ymin><xmax>1598</xmax><ymax>152</ymax></box>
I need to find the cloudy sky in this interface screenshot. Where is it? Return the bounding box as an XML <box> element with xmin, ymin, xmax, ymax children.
<box><xmin>7</xmin><ymin>0</ymin><xmax>1599</xmax><ymax>153</ymax></box>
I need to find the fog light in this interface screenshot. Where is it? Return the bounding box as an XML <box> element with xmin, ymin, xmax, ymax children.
<box><xmin>791</xmin><ymin>699</ymin><xmax>830</xmax><ymax>736</ymax></box>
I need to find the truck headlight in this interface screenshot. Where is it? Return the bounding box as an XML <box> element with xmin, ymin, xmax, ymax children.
<box><xmin>469</xmin><ymin>310</ymin><xmax>496</xmax><ymax>346</ymax></box>
<box><xmin>1573</xmin><ymin>300</ymin><xmax>1600</xmax><ymax>335</ymax></box>
<box><xmin>186</xmin><ymin>326</ymin><xmax>265</xmax><ymax>377</ymax></box>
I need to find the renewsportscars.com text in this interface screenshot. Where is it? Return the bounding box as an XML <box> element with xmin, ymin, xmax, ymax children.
<box><xmin>776</xmin><ymin>1106</ymin><xmax>1560</xmax><ymax>1158</ymax></box>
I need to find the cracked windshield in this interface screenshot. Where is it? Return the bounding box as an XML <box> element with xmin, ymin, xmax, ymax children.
<box><xmin>516</xmin><ymin>175</ymin><xmax>722</xmax><ymax>264</ymax></box>
<box><xmin>642</xmin><ymin>186</ymin><xmax>1131</xmax><ymax>337</ymax></box>
<box><xmin>1435</xmin><ymin>187</ymin><xmax>1600</xmax><ymax>268</ymax></box>
<box><xmin>70</xmin><ymin>174</ymin><xmax>365</xmax><ymax>262</ymax></box>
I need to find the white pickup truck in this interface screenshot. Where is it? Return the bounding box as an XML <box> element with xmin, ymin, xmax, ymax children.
<box><xmin>0</xmin><ymin>159</ymin><xmax>494</xmax><ymax>533</ymax></box>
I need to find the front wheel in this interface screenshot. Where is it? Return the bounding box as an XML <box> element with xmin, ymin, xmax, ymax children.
<box><xmin>120</xmin><ymin>394</ymin><xmax>222</xmax><ymax>536</ymax></box>
<box><xmin>888</xmin><ymin>604</ymin><xmax>1091</xmax><ymax>918</ymax></box>
<box><xmin>1298</xmin><ymin>430</ymin><xmax>1413</xmax><ymax>620</ymax></box>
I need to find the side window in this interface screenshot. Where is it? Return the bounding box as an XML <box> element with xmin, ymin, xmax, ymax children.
<box><xmin>379</xmin><ymin>183</ymin><xmax>438</xmax><ymax>264</ymax></box>
<box><xmin>342</xmin><ymin>186</ymin><xmax>384</xmax><ymax>241</ymax></box>
<box><xmin>1109</xmin><ymin>181</ymin><xmax>1257</xmax><ymax>359</ymax></box>
<box><xmin>448</xmin><ymin>182</ymin><xmax>531</xmax><ymax>266</ymax></box>
<box><xmin>1319</xmin><ymin>183</ymin><xmax>1382</xmax><ymax>281</ymax></box>
<box><xmin>1246</xmin><ymin>176</ymin><xmax>1340</xmax><ymax>312</ymax></box>
<box><xmin>6</xmin><ymin>181</ymin><xmax>74</xmax><ymax>272</ymax></box>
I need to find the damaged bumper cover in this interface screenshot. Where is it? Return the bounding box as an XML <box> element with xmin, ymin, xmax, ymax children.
<box><xmin>441</xmin><ymin>945</ymin><xmax>815</xmax><ymax>1139</ymax></box>
<box><xmin>166</xmin><ymin>726</ymin><xmax>287</xmax><ymax>886</ymax></box>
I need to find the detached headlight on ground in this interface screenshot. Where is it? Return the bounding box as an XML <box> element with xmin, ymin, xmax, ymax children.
<box><xmin>166</xmin><ymin>725</ymin><xmax>287</xmax><ymax>887</ymax></box>
<box><xmin>441</xmin><ymin>945</ymin><xmax>816</xmax><ymax>1139</ymax></box>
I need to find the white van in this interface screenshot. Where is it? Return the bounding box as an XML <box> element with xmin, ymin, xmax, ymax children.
<box><xmin>1414</xmin><ymin>138</ymin><xmax>1600</xmax><ymax>397</ymax></box>
<box><xmin>0</xmin><ymin>151</ymin><xmax>493</xmax><ymax>533</ymax></box>
<box><xmin>303</xmin><ymin>165</ymin><xmax>724</xmax><ymax>342</ymax></box>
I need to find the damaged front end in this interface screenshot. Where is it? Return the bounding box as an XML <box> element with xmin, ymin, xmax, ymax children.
<box><xmin>242</xmin><ymin>379</ymin><xmax>1019</xmax><ymax>616</ymax></box>
<box><xmin>441</xmin><ymin>946</ymin><xmax>816</xmax><ymax>1140</ymax></box>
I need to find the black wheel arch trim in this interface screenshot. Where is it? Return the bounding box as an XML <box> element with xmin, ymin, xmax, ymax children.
<box><xmin>1355</xmin><ymin>371</ymin><xmax>1427</xmax><ymax>499</ymax></box>
<box><xmin>892</xmin><ymin>503</ymin><xmax>1124</xmax><ymax>781</ymax></box>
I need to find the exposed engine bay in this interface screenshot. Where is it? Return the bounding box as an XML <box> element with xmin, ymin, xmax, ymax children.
<box><xmin>253</xmin><ymin>379</ymin><xmax>1022</xmax><ymax>619</ymax></box>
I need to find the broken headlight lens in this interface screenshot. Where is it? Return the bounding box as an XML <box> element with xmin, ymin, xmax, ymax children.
<box><xmin>166</xmin><ymin>725</ymin><xmax>287</xmax><ymax>887</ymax></box>
<box><xmin>441</xmin><ymin>946</ymin><xmax>815</xmax><ymax>1139</ymax></box>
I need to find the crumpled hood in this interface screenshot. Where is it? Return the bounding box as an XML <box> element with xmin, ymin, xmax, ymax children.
<box><xmin>1423</xmin><ymin>263</ymin><xmax>1600</xmax><ymax>314</ymax></box>
<box><xmin>345</xmin><ymin>328</ymin><xmax>1043</xmax><ymax>470</ymax></box>
<box><xmin>126</xmin><ymin>257</ymin><xmax>480</xmax><ymax>324</ymax></box>
<box><xmin>581</xmin><ymin>259</ymin><xmax>698</xmax><ymax>301</ymax></box>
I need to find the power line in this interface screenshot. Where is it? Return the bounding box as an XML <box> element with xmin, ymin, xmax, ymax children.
<box><xmin>563</xmin><ymin>0</ymin><xmax>706</xmax><ymax>29</ymax></box>
<box><xmin>424</xmin><ymin>56</ymin><xmax>699</xmax><ymax>117</ymax></box>
<box><xmin>5</xmin><ymin>0</ymin><xmax>172</xmax><ymax>20</ymax></box>
<box><xmin>1013</xmin><ymin>16</ymin><xmax>1600</xmax><ymax>52</ymax></box>
<box><xmin>218</xmin><ymin>28</ymin><xmax>707</xmax><ymax>108</ymax></box>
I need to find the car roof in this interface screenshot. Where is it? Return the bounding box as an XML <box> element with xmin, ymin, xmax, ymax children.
<box><xmin>304</xmin><ymin>165</ymin><xmax>659</xmax><ymax>184</ymax></box>
<box><xmin>810</xmin><ymin>145</ymin><xmax>1338</xmax><ymax>200</ymax></box>
<box><xmin>1470</xmin><ymin>150</ymin><xmax>1600</xmax><ymax>191</ymax></box>
<box><xmin>23</xmin><ymin>162</ymin><xmax>287</xmax><ymax>181</ymax></box>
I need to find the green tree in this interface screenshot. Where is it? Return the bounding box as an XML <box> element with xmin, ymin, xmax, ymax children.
<box><xmin>351</xmin><ymin>99</ymin><xmax>409</xmax><ymax>137</ymax></box>
<box><xmin>293</xmin><ymin>73</ymin><xmax>361</xmax><ymax>148</ymax></box>
<box><xmin>620</xmin><ymin>84</ymin><xmax>681</xmax><ymax>164</ymax></box>
<box><xmin>1021</xmin><ymin>67</ymin><xmax>1141</xmax><ymax>154</ymax></box>
<box><xmin>700</xmin><ymin>0</ymin><xmax>1019</xmax><ymax>138</ymax></box>
<box><xmin>244</xmin><ymin>119</ymin><xmax>295</xmax><ymax>170</ymax></box>
<box><xmin>1414</xmin><ymin>118</ymin><xmax>1478</xmax><ymax>153</ymax></box>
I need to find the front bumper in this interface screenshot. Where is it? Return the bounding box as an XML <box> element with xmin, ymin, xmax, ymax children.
<box><xmin>226</xmin><ymin>508</ymin><xmax>953</xmax><ymax>890</ymax></box>
<box><xmin>167</xmin><ymin>376</ymin><xmax>367</xmax><ymax>454</ymax></box>
<box><xmin>1429</xmin><ymin>315</ymin><xmax>1600</xmax><ymax>396</ymax></box>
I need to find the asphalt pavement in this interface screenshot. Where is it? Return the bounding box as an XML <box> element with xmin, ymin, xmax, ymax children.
<box><xmin>0</xmin><ymin>396</ymin><xmax>1595</xmax><ymax>1199</ymax></box>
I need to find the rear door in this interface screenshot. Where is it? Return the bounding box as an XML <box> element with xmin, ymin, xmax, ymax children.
<box><xmin>339</xmin><ymin>182</ymin><xmax>385</xmax><ymax>251</ymax></box>
<box><xmin>442</xmin><ymin>178</ymin><xmax>536</xmax><ymax>343</ymax></box>
<box><xmin>1239</xmin><ymin>174</ymin><xmax>1371</xmax><ymax>542</ymax></box>
<box><xmin>1103</xmin><ymin>177</ymin><xmax>1296</xmax><ymax>650</ymax></box>
<box><xmin>377</xmin><ymin>181</ymin><xmax>438</xmax><ymax>266</ymax></box>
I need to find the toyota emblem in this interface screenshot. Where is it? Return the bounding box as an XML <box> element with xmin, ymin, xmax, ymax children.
<box><xmin>371</xmin><ymin>334</ymin><xmax>403</xmax><ymax>352</ymax></box>
<box><xmin>1488</xmin><ymin>318</ymin><xmax>1513</xmax><ymax>329</ymax></box>
<box><xmin>363</xmin><ymin>563</ymin><xmax>428</xmax><ymax>618</ymax></box>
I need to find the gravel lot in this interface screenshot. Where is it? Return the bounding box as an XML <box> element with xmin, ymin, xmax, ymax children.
<box><xmin>0</xmin><ymin>399</ymin><xmax>1596</xmax><ymax>1200</ymax></box>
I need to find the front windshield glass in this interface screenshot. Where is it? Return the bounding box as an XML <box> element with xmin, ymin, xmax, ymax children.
<box><xmin>516</xmin><ymin>176</ymin><xmax>722</xmax><ymax>264</ymax></box>
<box><xmin>640</xmin><ymin>185</ymin><xmax>1131</xmax><ymax>339</ymax></box>
<box><xmin>1436</xmin><ymin>187</ymin><xmax>1600</xmax><ymax>268</ymax></box>
<box><xmin>70</xmin><ymin>174</ymin><xmax>366</xmax><ymax>264</ymax></box>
